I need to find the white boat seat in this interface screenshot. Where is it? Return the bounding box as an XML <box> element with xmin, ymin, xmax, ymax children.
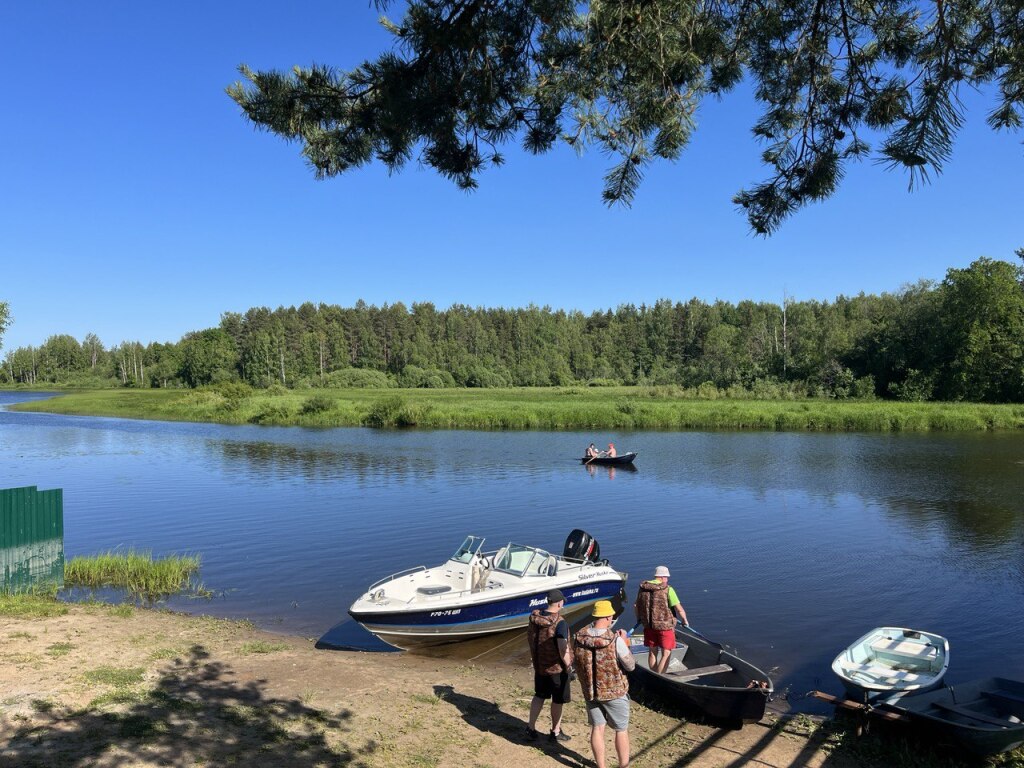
<box><xmin>671</xmin><ymin>663</ymin><xmax>733</xmax><ymax>682</ymax></box>
<box><xmin>840</xmin><ymin>660</ymin><xmax>926</xmax><ymax>685</ymax></box>
<box><xmin>869</xmin><ymin>638</ymin><xmax>938</xmax><ymax>661</ymax></box>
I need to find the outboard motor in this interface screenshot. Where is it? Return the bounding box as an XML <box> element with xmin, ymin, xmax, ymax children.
<box><xmin>563</xmin><ymin>529</ymin><xmax>601</xmax><ymax>563</ymax></box>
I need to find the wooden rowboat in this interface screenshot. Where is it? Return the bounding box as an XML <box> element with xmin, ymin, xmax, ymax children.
<box><xmin>627</xmin><ymin>626</ymin><xmax>773</xmax><ymax>725</ymax></box>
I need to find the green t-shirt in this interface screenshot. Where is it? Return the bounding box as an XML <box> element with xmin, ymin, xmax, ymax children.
<box><xmin>645</xmin><ymin>580</ymin><xmax>680</xmax><ymax>609</ymax></box>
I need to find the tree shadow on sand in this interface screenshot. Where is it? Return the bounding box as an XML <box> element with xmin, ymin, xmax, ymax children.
<box><xmin>433</xmin><ymin>684</ymin><xmax>589</xmax><ymax>768</ymax></box>
<box><xmin>1</xmin><ymin>645</ymin><xmax>374</xmax><ymax>768</ymax></box>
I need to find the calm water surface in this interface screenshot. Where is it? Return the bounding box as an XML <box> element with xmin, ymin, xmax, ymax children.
<box><xmin>2</xmin><ymin>391</ymin><xmax>1023</xmax><ymax>711</ymax></box>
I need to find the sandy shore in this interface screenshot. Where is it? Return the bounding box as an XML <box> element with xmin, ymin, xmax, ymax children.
<box><xmin>0</xmin><ymin>604</ymin><xmax>907</xmax><ymax>767</ymax></box>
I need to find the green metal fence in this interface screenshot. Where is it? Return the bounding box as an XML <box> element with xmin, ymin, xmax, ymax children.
<box><xmin>1</xmin><ymin>486</ymin><xmax>65</xmax><ymax>592</ymax></box>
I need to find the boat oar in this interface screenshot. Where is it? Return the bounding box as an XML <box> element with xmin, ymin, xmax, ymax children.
<box><xmin>678</xmin><ymin>619</ymin><xmax>724</xmax><ymax>649</ymax></box>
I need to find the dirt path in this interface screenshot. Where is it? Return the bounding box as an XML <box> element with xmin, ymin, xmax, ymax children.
<box><xmin>1</xmin><ymin>604</ymin><xmax>880</xmax><ymax>767</ymax></box>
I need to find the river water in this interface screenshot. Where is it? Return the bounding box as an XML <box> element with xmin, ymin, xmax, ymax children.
<box><xmin>2</xmin><ymin>391</ymin><xmax>1023</xmax><ymax>711</ymax></box>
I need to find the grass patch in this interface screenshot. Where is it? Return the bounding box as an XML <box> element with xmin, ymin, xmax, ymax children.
<box><xmin>238</xmin><ymin>640</ymin><xmax>290</xmax><ymax>655</ymax></box>
<box><xmin>45</xmin><ymin>642</ymin><xmax>74</xmax><ymax>658</ymax></box>
<box><xmin>11</xmin><ymin>387</ymin><xmax>1024</xmax><ymax>432</ymax></box>
<box><xmin>149</xmin><ymin>647</ymin><xmax>185</xmax><ymax>661</ymax></box>
<box><xmin>8</xmin><ymin>631</ymin><xmax>35</xmax><ymax>640</ymax></box>
<box><xmin>0</xmin><ymin>589</ymin><xmax>68</xmax><ymax>619</ymax></box>
<box><xmin>108</xmin><ymin>603</ymin><xmax>134</xmax><ymax>618</ymax></box>
<box><xmin>410</xmin><ymin>693</ymin><xmax>441</xmax><ymax>706</ymax></box>
<box><xmin>65</xmin><ymin>549</ymin><xmax>202</xmax><ymax>599</ymax></box>
<box><xmin>83</xmin><ymin>666</ymin><xmax>145</xmax><ymax>687</ymax></box>
<box><xmin>90</xmin><ymin>688</ymin><xmax>148</xmax><ymax>708</ymax></box>
<box><xmin>30</xmin><ymin>699</ymin><xmax>58</xmax><ymax>714</ymax></box>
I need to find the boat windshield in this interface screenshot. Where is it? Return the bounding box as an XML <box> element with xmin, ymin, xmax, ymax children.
<box><xmin>492</xmin><ymin>544</ymin><xmax>549</xmax><ymax>576</ymax></box>
<box><xmin>450</xmin><ymin>536</ymin><xmax>485</xmax><ymax>564</ymax></box>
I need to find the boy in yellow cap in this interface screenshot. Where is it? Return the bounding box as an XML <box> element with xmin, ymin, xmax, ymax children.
<box><xmin>573</xmin><ymin>600</ymin><xmax>635</xmax><ymax>768</ymax></box>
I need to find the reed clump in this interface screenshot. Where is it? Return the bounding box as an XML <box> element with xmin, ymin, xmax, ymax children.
<box><xmin>65</xmin><ymin>550</ymin><xmax>203</xmax><ymax>599</ymax></box>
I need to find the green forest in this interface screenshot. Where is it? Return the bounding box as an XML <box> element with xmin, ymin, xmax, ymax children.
<box><xmin>4</xmin><ymin>257</ymin><xmax>1023</xmax><ymax>403</ymax></box>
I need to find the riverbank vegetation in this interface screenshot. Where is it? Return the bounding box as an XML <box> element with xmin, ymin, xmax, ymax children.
<box><xmin>11</xmin><ymin>386</ymin><xmax>1024</xmax><ymax>432</ymax></box>
<box><xmin>65</xmin><ymin>550</ymin><xmax>205</xmax><ymax>599</ymax></box>
<box><xmin>3</xmin><ymin>256</ymin><xmax>1023</xmax><ymax>404</ymax></box>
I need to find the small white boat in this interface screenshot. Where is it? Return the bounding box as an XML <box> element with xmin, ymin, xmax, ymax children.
<box><xmin>348</xmin><ymin>529</ymin><xmax>627</xmax><ymax>649</ymax></box>
<box><xmin>832</xmin><ymin>626</ymin><xmax>949</xmax><ymax>702</ymax></box>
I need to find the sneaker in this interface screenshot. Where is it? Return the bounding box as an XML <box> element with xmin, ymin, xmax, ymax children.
<box><xmin>549</xmin><ymin>730</ymin><xmax>571</xmax><ymax>743</ymax></box>
<box><xmin>524</xmin><ymin>726</ymin><xmax>540</xmax><ymax>741</ymax></box>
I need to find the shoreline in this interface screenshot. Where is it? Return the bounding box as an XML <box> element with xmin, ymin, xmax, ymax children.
<box><xmin>7</xmin><ymin>387</ymin><xmax>1024</xmax><ymax>432</ymax></box>
<box><xmin>0</xmin><ymin>602</ymin><xmax>994</xmax><ymax>767</ymax></box>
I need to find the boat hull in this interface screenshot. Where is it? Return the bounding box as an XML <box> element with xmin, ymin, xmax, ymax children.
<box><xmin>832</xmin><ymin>626</ymin><xmax>949</xmax><ymax>702</ymax></box>
<box><xmin>628</xmin><ymin>627</ymin><xmax>773</xmax><ymax>724</ymax></box>
<box><xmin>350</xmin><ymin>576</ymin><xmax>626</xmax><ymax>649</ymax></box>
<box><xmin>580</xmin><ymin>452</ymin><xmax>637</xmax><ymax>466</ymax></box>
<box><xmin>881</xmin><ymin>677</ymin><xmax>1024</xmax><ymax>756</ymax></box>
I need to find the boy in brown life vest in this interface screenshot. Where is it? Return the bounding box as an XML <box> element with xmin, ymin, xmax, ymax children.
<box><xmin>525</xmin><ymin>589</ymin><xmax>573</xmax><ymax>742</ymax></box>
<box><xmin>574</xmin><ymin>600</ymin><xmax>636</xmax><ymax>768</ymax></box>
<box><xmin>634</xmin><ymin>565</ymin><xmax>689</xmax><ymax>674</ymax></box>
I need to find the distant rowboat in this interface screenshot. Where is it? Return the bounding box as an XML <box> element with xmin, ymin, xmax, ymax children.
<box><xmin>580</xmin><ymin>452</ymin><xmax>637</xmax><ymax>466</ymax></box>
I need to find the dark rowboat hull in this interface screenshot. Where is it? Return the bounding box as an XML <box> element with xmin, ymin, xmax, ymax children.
<box><xmin>628</xmin><ymin>626</ymin><xmax>773</xmax><ymax>724</ymax></box>
<box><xmin>881</xmin><ymin>677</ymin><xmax>1024</xmax><ymax>755</ymax></box>
<box><xmin>580</xmin><ymin>452</ymin><xmax>637</xmax><ymax>466</ymax></box>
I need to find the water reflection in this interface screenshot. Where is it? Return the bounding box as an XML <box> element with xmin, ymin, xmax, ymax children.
<box><xmin>585</xmin><ymin>463</ymin><xmax>638</xmax><ymax>479</ymax></box>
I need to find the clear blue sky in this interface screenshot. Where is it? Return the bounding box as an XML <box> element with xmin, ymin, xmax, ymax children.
<box><xmin>1</xmin><ymin>2</ymin><xmax>1020</xmax><ymax>353</ymax></box>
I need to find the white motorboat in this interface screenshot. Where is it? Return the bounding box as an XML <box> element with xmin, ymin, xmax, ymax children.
<box><xmin>348</xmin><ymin>529</ymin><xmax>627</xmax><ymax>649</ymax></box>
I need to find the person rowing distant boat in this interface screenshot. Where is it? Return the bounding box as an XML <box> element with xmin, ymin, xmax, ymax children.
<box><xmin>585</xmin><ymin>443</ymin><xmax>600</xmax><ymax>459</ymax></box>
<box><xmin>606</xmin><ymin>442</ymin><xmax>617</xmax><ymax>458</ymax></box>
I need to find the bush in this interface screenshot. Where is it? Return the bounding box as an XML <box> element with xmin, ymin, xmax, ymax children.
<box><xmin>300</xmin><ymin>394</ymin><xmax>335</xmax><ymax>415</ymax></box>
<box><xmin>249</xmin><ymin>403</ymin><xmax>292</xmax><ymax>424</ymax></box>
<box><xmin>324</xmin><ymin>368</ymin><xmax>394</xmax><ymax>388</ymax></box>
<box><xmin>587</xmin><ymin>378</ymin><xmax>621</xmax><ymax>387</ymax></box>
<box><xmin>890</xmin><ymin>369</ymin><xmax>935</xmax><ymax>402</ymax></box>
<box><xmin>364</xmin><ymin>395</ymin><xmax>426</xmax><ymax>427</ymax></box>
<box><xmin>210</xmin><ymin>381</ymin><xmax>253</xmax><ymax>401</ymax></box>
<box><xmin>696</xmin><ymin>381</ymin><xmax>722</xmax><ymax>399</ymax></box>
<box><xmin>397</xmin><ymin>365</ymin><xmax>456</xmax><ymax>388</ymax></box>
<box><xmin>852</xmin><ymin>375</ymin><xmax>877</xmax><ymax>399</ymax></box>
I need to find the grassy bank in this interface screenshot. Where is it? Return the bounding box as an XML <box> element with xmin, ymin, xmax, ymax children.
<box><xmin>65</xmin><ymin>550</ymin><xmax>205</xmax><ymax>599</ymax></box>
<box><xmin>10</xmin><ymin>386</ymin><xmax>1024</xmax><ymax>432</ymax></box>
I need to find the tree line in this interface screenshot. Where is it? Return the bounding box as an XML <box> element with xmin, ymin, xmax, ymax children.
<box><xmin>3</xmin><ymin>257</ymin><xmax>1023</xmax><ymax>402</ymax></box>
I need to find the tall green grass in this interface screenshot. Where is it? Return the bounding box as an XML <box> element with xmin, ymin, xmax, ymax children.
<box><xmin>11</xmin><ymin>387</ymin><xmax>1024</xmax><ymax>432</ymax></box>
<box><xmin>0</xmin><ymin>587</ymin><xmax>68</xmax><ymax>618</ymax></box>
<box><xmin>65</xmin><ymin>550</ymin><xmax>203</xmax><ymax>599</ymax></box>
